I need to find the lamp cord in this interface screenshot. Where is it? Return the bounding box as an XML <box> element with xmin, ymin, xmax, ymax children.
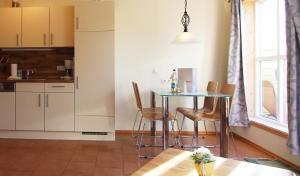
<box><xmin>184</xmin><ymin>0</ymin><xmax>188</xmax><ymax>12</ymax></box>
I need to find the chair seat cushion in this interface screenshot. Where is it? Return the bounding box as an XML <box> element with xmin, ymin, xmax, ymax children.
<box><xmin>176</xmin><ymin>107</ymin><xmax>194</xmax><ymax>114</ymax></box>
<box><xmin>198</xmin><ymin>113</ymin><xmax>220</xmax><ymax>121</ymax></box>
<box><xmin>142</xmin><ymin>107</ymin><xmax>175</xmax><ymax>120</ymax></box>
<box><xmin>177</xmin><ymin>107</ymin><xmax>219</xmax><ymax>121</ymax></box>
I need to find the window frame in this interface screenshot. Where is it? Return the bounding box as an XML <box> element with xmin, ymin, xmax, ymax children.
<box><xmin>254</xmin><ymin>0</ymin><xmax>287</xmax><ymax>126</ymax></box>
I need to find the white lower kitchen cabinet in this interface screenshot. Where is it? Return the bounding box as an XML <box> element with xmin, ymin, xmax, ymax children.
<box><xmin>16</xmin><ymin>92</ymin><xmax>44</xmax><ymax>131</ymax></box>
<box><xmin>75</xmin><ymin>116</ymin><xmax>114</xmax><ymax>132</ymax></box>
<box><xmin>0</xmin><ymin>92</ymin><xmax>16</xmax><ymax>130</ymax></box>
<box><xmin>45</xmin><ymin>93</ymin><xmax>74</xmax><ymax>132</ymax></box>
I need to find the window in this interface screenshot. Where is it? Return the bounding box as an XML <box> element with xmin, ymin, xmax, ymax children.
<box><xmin>255</xmin><ymin>0</ymin><xmax>287</xmax><ymax>125</ymax></box>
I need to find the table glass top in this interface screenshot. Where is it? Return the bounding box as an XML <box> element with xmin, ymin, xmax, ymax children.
<box><xmin>152</xmin><ymin>89</ymin><xmax>232</xmax><ymax>97</ymax></box>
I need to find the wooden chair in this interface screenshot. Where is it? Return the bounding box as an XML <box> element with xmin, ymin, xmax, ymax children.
<box><xmin>132</xmin><ymin>82</ymin><xmax>159</xmax><ymax>138</ymax></box>
<box><xmin>176</xmin><ymin>81</ymin><xmax>218</xmax><ymax>136</ymax></box>
<box><xmin>132</xmin><ymin>82</ymin><xmax>181</xmax><ymax>158</ymax></box>
<box><xmin>183</xmin><ymin>84</ymin><xmax>236</xmax><ymax>148</ymax></box>
<box><xmin>262</xmin><ymin>80</ymin><xmax>276</xmax><ymax>117</ymax></box>
<box><xmin>192</xmin><ymin>84</ymin><xmax>236</xmax><ymax>122</ymax></box>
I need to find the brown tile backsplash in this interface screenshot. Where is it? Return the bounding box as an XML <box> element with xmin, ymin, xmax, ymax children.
<box><xmin>0</xmin><ymin>48</ymin><xmax>74</xmax><ymax>80</ymax></box>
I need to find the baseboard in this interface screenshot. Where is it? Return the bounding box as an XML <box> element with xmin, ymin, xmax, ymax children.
<box><xmin>0</xmin><ymin>130</ymin><xmax>115</xmax><ymax>141</ymax></box>
<box><xmin>115</xmin><ymin>130</ymin><xmax>217</xmax><ymax>136</ymax></box>
<box><xmin>233</xmin><ymin>133</ymin><xmax>300</xmax><ymax>170</ymax></box>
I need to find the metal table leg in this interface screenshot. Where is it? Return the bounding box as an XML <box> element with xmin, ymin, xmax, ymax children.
<box><xmin>162</xmin><ymin>96</ymin><xmax>169</xmax><ymax>150</ymax></box>
<box><xmin>150</xmin><ymin>91</ymin><xmax>156</xmax><ymax>137</ymax></box>
<box><xmin>220</xmin><ymin>97</ymin><xmax>229</xmax><ymax>157</ymax></box>
<box><xmin>193</xmin><ymin>96</ymin><xmax>198</xmax><ymax>146</ymax></box>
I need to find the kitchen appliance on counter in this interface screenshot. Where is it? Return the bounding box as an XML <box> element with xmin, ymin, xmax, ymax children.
<box><xmin>0</xmin><ymin>82</ymin><xmax>16</xmax><ymax>130</ymax></box>
<box><xmin>62</xmin><ymin>60</ymin><xmax>73</xmax><ymax>80</ymax></box>
<box><xmin>8</xmin><ymin>64</ymin><xmax>21</xmax><ymax>80</ymax></box>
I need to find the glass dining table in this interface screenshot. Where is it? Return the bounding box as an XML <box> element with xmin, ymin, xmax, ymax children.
<box><xmin>150</xmin><ymin>90</ymin><xmax>233</xmax><ymax>158</ymax></box>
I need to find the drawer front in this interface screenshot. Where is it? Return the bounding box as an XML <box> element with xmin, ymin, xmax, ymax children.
<box><xmin>75</xmin><ymin>116</ymin><xmax>114</xmax><ymax>132</ymax></box>
<box><xmin>16</xmin><ymin>83</ymin><xmax>44</xmax><ymax>92</ymax></box>
<box><xmin>45</xmin><ymin>83</ymin><xmax>74</xmax><ymax>93</ymax></box>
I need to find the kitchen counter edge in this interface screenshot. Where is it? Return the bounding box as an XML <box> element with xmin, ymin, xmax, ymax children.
<box><xmin>0</xmin><ymin>79</ymin><xmax>74</xmax><ymax>83</ymax></box>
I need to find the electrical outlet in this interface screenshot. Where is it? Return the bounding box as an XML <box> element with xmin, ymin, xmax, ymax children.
<box><xmin>152</xmin><ymin>69</ymin><xmax>158</xmax><ymax>74</ymax></box>
<box><xmin>57</xmin><ymin>65</ymin><xmax>65</xmax><ymax>71</ymax></box>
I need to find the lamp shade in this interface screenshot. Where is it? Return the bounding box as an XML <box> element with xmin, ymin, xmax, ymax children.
<box><xmin>173</xmin><ymin>31</ymin><xmax>200</xmax><ymax>44</ymax></box>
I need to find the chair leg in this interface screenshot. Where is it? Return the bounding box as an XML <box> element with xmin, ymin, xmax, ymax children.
<box><xmin>229</xmin><ymin>126</ymin><xmax>239</xmax><ymax>157</ymax></box>
<box><xmin>202</xmin><ymin>120</ymin><xmax>208</xmax><ymax>139</ymax></box>
<box><xmin>137</xmin><ymin>122</ymin><xmax>145</xmax><ymax>149</ymax></box>
<box><xmin>132</xmin><ymin>110</ymin><xmax>141</xmax><ymax>138</ymax></box>
<box><xmin>138</xmin><ymin>123</ymin><xmax>147</xmax><ymax>158</ymax></box>
<box><xmin>135</xmin><ymin>115</ymin><xmax>144</xmax><ymax>146</ymax></box>
<box><xmin>213</xmin><ymin>121</ymin><xmax>218</xmax><ymax>139</ymax></box>
<box><xmin>175</xmin><ymin>119</ymin><xmax>183</xmax><ymax>147</ymax></box>
<box><xmin>152</xmin><ymin>120</ymin><xmax>157</xmax><ymax>145</ymax></box>
<box><xmin>191</xmin><ymin>121</ymin><xmax>196</xmax><ymax>146</ymax></box>
<box><xmin>137</xmin><ymin>122</ymin><xmax>156</xmax><ymax>159</ymax></box>
<box><xmin>180</xmin><ymin>116</ymin><xmax>185</xmax><ymax>132</ymax></box>
<box><xmin>193</xmin><ymin>121</ymin><xmax>199</xmax><ymax>147</ymax></box>
<box><xmin>203</xmin><ymin>121</ymin><xmax>208</xmax><ymax>134</ymax></box>
<box><xmin>171</xmin><ymin>120</ymin><xmax>177</xmax><ymax>146</ymax></box>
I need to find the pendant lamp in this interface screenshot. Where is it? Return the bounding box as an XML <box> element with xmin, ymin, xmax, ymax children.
<box><xmin>173</xmin><ymin>0</ymin><xmax>199</xmax><ymax>44</ymax></box>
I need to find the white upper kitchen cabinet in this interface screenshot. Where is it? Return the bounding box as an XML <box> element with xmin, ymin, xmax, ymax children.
<box><xmin>0</xmin><ymin>8</ymin><xmax>22</xmax><ymax>48</ymax></box>
<box><xmin>75</xmin><ymin>31</ymin><xmax>115</xmax><ymax>118</ymax></box>
<box><xmin>45</xmin><ymin>93</ymin><xmax>74</xmax><ymax>132</ymax></box>
<box><xmin>50</xmin><ymin>6</ymin><xmax>74</xmax><ymax>47</ymax></box>
<box><xmin>75</xmin><ymin>1</ymin><xmax>114</xmax><ymax>32</ymax></box>
<box><xmin>22</xmin><ymin>7</ymin><xmax>49</xmax><ymax>47</ymax></box>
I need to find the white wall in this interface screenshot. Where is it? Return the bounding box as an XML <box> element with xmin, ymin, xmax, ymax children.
<box><xmin>115</xmin><ymin>0</ymin><xmax>231</xmax><ymax>131</ymax></box>
<box><xmin>233</xmin><ymin>127</ymin><xmax>300</xmax><ymax>167</ymax></box>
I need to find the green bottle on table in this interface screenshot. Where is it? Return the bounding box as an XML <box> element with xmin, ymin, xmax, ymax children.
<box><xmin>170</xmin><ymin>69</ymin><xmax>177</xmax><ymax>93</ymax></box>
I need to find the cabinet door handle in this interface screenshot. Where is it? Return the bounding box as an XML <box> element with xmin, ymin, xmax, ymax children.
<box><xmin>16</xmin><ymin>34</ymin><xmax>19</xmax><ymax>46</ymax></box>
<box><xmin>46</xmin><ymin>94</ymin><xmax>49</xmax><ymax>107</ymax></box>
<box><xmin>76</xmin><ymin>76</ymin><xmax>79</xmax><ymax>89</ymax></box>
<box><xmin>43</xmin><ymin>33</ymin><xmax>47</xmax><ymax>46</ymax></box>
<box><xmin>52</xmin><ymin>86</ymin><xmax>65</xmax><ymax>88</ymax></box>
<box><xmin>50</xmin><ymin>33</ymin><xmax>54</xmax><ymax>46</ymax></box>
<box><xmin>76</xmin><ymin>17</ymin><xmax>79</xmax><ymax>30</ymax></box>
<box><xmin>38</xmin><ymin>94</ymin><xmax>41</xmax><ymax>107</ymax></box>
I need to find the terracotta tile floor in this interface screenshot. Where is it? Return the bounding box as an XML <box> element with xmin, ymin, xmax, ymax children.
<box><xmin>0</xmin><ymin>134</ymin><xmax>273</xmax><ymax>176</ymax></box>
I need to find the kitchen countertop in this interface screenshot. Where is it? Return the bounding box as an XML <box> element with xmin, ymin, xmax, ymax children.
<box><xmin>0</xmin><ymin>78</ymin><xmax>74</xmax><ymax>83</ymax></box>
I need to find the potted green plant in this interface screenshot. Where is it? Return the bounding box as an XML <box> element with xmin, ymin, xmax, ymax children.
<box><xmin>191</xmin><ymin>147</ymin><xmax>216</xmax><ymax>176</ymax></box>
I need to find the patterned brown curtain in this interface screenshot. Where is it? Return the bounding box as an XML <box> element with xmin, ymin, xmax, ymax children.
<box><xmin>286</xmin><ymin>0</ymin><xmax>300</xmax><ymax>155</ymax></box>
<box><xmin>227</xmin><ymin>0</ymin><xmax>249</xmax><ymax>127</ymax></box>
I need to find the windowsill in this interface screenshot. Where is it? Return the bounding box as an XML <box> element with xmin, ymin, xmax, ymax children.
<box><xmin>250</xmin><ymin>117</ymin><xmax>288</xmax><ymax>138</ymax></box>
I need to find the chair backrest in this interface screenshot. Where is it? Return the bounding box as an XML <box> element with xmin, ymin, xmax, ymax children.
<box><xmin>213</xmin><ymin>84</ymin><xmax>236</xmax><ymax>114</ymax></box>
<box><xmin>262</xmin><ymin>80</ymin><xmax>276</xmax><ymax>117</ymax></box>
<box><xmin>202</xmin><ymin>81</ymin><xmax>218</xmax><ymax>111</ymax></box>
<box><xmin>132</xmin><ymin>82</ymin><xmax>143</xmax><ymax>111</ymax></box>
